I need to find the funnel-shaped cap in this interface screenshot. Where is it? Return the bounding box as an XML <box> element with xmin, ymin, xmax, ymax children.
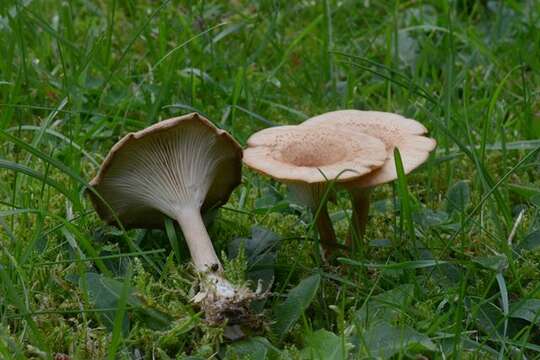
<box><xmin>303</xmin><ymin>110</ymin><xmax>436</xmax><ymax>187</ymax></box>
<box><xmin>243</xmin><ymin>125</ymin><xmax>387</xmax><ymax>184</ymax></box>
<box><xmin>88</xmin><ymin>113</ymin><xmax>242</xmax><ymax>228</ymax></box>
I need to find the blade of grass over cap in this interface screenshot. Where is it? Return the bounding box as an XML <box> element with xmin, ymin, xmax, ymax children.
<box><xmin>394</xmin><ymin>148</ymin><xmax>415</xmax><ymax>251</ymax></box>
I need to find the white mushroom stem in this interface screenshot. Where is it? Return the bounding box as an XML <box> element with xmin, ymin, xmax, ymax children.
<box><xmin>346</xmin><ymin>188</ymin><xmax>371</xmax><ymax>251</ymax></box>
<box><xmin>173</xmin><ymin>207</ymin><xmax>241</xmax><ymax>303</ymax></box>
<box><xmin>174</xmin><ymin>207</ymin><xmax>260</xmax><ymax>326</ymax></box>
<box><xmin>174</xmin><ymin>207</ymin><xmax>222</xmax><ymax>272</ymax></box>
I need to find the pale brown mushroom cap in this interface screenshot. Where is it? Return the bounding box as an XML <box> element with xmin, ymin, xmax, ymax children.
<box><xmin>88</xmin><ymin>113</ymin><xmax>242</xmax><ymax>229</ymax></box>
<box><xmin>302</xmin><ymin>110</ymin><xmax>436</xmax><ymax>187</ymax></box>
<box><xmin>243</xmin><ymin>125</ymin><xmax>388</xmax><ymax>184</ymax></box>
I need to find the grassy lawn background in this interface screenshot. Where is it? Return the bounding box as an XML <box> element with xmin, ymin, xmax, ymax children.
<box><xmin>1</xmin><ymin>0</ymin><xmax>540</xmax><ymax>358</ymax></box>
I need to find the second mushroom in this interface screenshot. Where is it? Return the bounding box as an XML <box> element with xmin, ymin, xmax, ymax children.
<box><xmin>242</xmin><ymin>123</ymin><xmax>388</xmax><ymax>255</ymax></box>
<box><xmin>302</xmin><ymin>110</ymin><xmax>436</xmax><ymax>250</ymax></box>
<box><xmin>243</xmin><ymin>109</ymin><xmax>436</xmax><ymax>255</ymax></box>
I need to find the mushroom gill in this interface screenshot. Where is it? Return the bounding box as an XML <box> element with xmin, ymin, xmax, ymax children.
<box><xmin>87</xmin><ymin>113</ymin><xmax>258</xmax><ymax>325</ymax></box>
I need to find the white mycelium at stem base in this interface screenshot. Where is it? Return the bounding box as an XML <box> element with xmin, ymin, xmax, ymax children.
<box><xmin>88</xmin><ymin>113</ymin><xmax>256</xmax><ymax>324</ymax></box>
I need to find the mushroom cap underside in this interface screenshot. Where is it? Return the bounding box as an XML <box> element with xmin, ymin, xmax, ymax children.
<box><xmin>88</xmin><ymin>113</ymin><xmax>242</xmax><ymax>229</ymax></box>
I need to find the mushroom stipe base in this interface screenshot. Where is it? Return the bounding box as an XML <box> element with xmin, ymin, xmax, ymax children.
<box><xmin>192</xmin><ymin>273</ymin><xmax>269</xmax><ymax>326</ymax></box>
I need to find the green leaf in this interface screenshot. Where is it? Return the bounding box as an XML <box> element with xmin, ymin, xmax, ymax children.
<box><xmin>229</xmin><ymin>226</ymin><xmax>280</xmax><ymax>260</ymax></box>
<box><xmin>229</xmin><ymin>226</ymin><xmax>280</xmax><ymax>288</ymax></box>
<box><xmin>355</xmin><ymin>284</ymin><xmax>415</xmax><ymax>325</ymax></box>
<box><xmin>532</xmin><ymin>195</ymin><xmax>540</xmax><ymax>208</ymax></box>
<box><xmin>473</xmin><ymin>299</ymin><xmax>531</xmax><ymax>340</ymax></box>
<box><xmin>475</xmin><ymin>301</ymin><xmax>505</xmax><ymax>337</ymax></box>
<box><xmin>137</xmin><ymin>307</ymin><xmax>176</xmax><ymax>331</ymax></box>
<box><xmin>413</xmin><ymin>208</ymin><xmax>457</xmax><ymax>232</ymax></box>
<box><xmin>253</xmin><ymin>188</ymin><xmax>289</xmax><ymax>214</ymax></box>
<box><xmin>226</xmin><ymin>337</ymin><xmax>279</xmax><ymax>360</ymax></box>
<box><xmin>83</xmin><ymin>273</ymin><xmax>132</xmax><ymax>332</ymax></box>
<box><xmin>518</xmin><ymin>230</ymin><xmax>540</xmax><ymax>251</ymax></box>
<box><xmin>509</xmin><ymin>299</ymin><xmax>540</xmax><ymax>324</ymax></box>
<box><xmin>472</xmin><ymin>255</ymin><xmax>508</xmax><ymax>272</ymax></box>
<box><xmin>272</xmin><ymin>274</ymin><xmax>321</xmax><ymax>340</ymax></box>
<box><xmin>301</xmin><ymin>329</ymin><xmax>350</xmax><ymax>360</ymax></box>
<box><xmin>446</xmin><ymin>180</ymin><xmax>471</xmax><ymax>214</ymax></box>
<box><xmin>358</xmin><ymin>321</ymin><xmax>436</xmax><ymax>359</ymax></box>
<box><xmin>439</xmin><ymin>334</ymin><xmax>498</xmax><ymax>358</ymax></box>
<box><xmin>81</xmin><ymin>272</ymin><xmax>172</xmax><ymax>331</ymax></box>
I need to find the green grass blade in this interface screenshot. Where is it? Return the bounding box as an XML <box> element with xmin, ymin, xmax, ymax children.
<box><xmin>164</xmin><ymin>217</ymin><xmax>182</xmax><ymax>264</ymax></box>
<box><xmin>107</xmin><ymin>270</ymin><xmax>132</xmax><ymax>359</ymax></box>
<box><xmin>394</xmin><ymin>148</ymin><xmax>415</xmax><ymax>250</ymax></box>
<box><xmin>0</xmin><ymin>158</ymin><xmax>78</xmax><ymax>204</ymax></box>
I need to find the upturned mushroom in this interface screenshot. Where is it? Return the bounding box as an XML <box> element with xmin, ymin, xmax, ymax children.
<box><xmin>243</xmin><ymin>124</ymin><xmax>388</xmax><ymax>254</ymax></box>
<box><xmin>302</xmin><ymin>110</ymin><xmax>436</xmax><ymax>248</ymax></box>
<box><xmin>87</xmin><ymin>112</ymin><xmax>257</xmax><ymax>324</ymax></box>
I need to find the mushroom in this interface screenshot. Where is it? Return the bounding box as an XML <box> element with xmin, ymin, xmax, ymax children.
<box><xmin>87</xmin><ymin>112</ymin><xmax>257</xmax><ymax>324</ymax></box>
<box><xmin>243</xmin><ymin>124</ymin><xmax>388</xmax><ymax>255</ymax></box>
<box><xmin>302</xmin><ymin>110</ymin><xmax>436</xmax><ymax>248</ymax></box>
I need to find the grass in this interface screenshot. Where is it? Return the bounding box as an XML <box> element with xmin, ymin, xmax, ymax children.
<box><xmin>1</xmin><ymin>0</ymin><xmax>540</xmax><ymax>358</ymax></box>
